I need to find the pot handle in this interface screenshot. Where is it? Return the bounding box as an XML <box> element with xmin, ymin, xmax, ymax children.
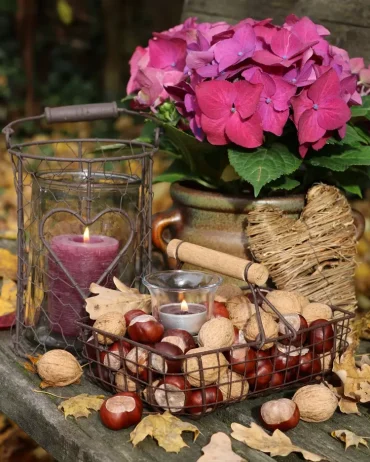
<box><xmin>352</xmin><ymin>208</ymin><xmax>365</xmax><ymax>241</ymax></box>
<box><xmin>152</xmin><ymin>208</ymin><xmax>182</xmax><ymax>253</ymax></box>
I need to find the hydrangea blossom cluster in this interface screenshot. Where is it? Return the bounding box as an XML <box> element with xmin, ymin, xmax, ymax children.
<box><xmin>127</xmin><ymin>15</ymin><xmax>365</xmax><ymax>158</ymax></box>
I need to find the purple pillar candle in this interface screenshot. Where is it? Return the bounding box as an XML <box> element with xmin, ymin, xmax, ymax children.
<box><xmin>48</xmin><ymin>233</ymin><xmax>119</xmax><ymax>337</ymax></box>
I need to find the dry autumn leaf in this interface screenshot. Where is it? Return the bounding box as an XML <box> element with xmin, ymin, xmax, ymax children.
<box><xmin>58</xmin><ymin>394</ymin><xmax>105</xmax><ymax>419</ymax></box>
<box><xmin>197</xmin><ymin>432</ymin><xmax>247</xmax><ymax>462</ymax></box>
<box><xmin>325</xmin><ymin>383</ymin><xmax>360</xmax><ymax>415</ymax></box>
<box><xmin>0</xmin><ymin>278</ymin><xmax>17</xmax><ymax>316</ymax></box>
<box><xmin>23</xmin><ymin>355</ymin><xmax>42</xmax><ymax>374</ymax></box>
<box><xmin>85</xmin><ymin>278</ymin><xmax>151</xmax><ymax>320</ymax></box>
<box><xmin>130</xmin><ymin>411</ymin><xmax>199</xmax><ymax>453</ymax></box>
<box><xmin>331</xmin><ymin>429</ymin><xmax>369</xmax><ymax>450</ymax></box>
<box><xmin>333</xmin><ymin>341</ymin><xmax>370</xmax><ymax>403</ymax></box>
<box><xmin>231</xmin><ymin>422</ymin><xmax>323</xmax><ymax>461</ymax></box>
<box><xmin>0</xmin><ymin>249</ymin><xmax>17</xmax><ymax>280</ymax></box>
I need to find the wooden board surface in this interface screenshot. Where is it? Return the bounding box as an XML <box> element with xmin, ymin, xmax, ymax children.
<box><xmin>0</xmin><ymin>330</ymin><xmax>369</xmax><ymax>462</ymax></box>
<box><xmin>181</xmin><ymin>0</ymin><xmax>370</xmax><ymax>62</ymax></box>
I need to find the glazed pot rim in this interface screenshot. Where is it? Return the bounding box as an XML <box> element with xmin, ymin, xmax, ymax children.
<box><xmin>170</xmin><ymin>181</ymin><xmax>305</xmax><ymax>214</ymax></box>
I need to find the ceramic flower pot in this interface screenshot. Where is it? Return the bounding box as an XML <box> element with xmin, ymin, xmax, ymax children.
<box><xmin>152</xmin><ymin>182</ymin><xmax>364</xmax><ymax>277</ymax></box>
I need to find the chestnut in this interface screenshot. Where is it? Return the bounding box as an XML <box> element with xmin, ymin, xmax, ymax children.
<box><xmin>125</xmin><ymin>347</ymin><xmax>149</xmax><ymax>381</ymax></box>
<box><xmin>268</xmin><ymin>371</ymin><xmax>285</xmax><ymax>389</ymax></box>
<box><xmin>100</xmin><ymin>341</ymin><xmax>131</xmax><ymax>371</ymax></box>
<box><xmin>309</xmin><ymin>319</ymin><xmax>334</xmax><ymax>354</ymax></box>
<box><xmin>100</xmin><ymin>392</ymin><xmax>143</xmax><ymax>430</ymax></box>
<box><xmin>84</xmin><ymin>336</ymin><xmax>106</xmax><ymax>362</ymax></box>
<box><xmin>278</xmin><ymin>314</ymin><xmax>308</xmax><ymax>347</ymax></box>
<box><xmin>128</xmin><ymin>314</ymin><xmax>164</xmax><ymax>344</ymax></box>
<box><xmin>260</xmin><ymin>398</ymin><xmax>300</xmax><ymax>432</ymax></box>
<box><xmin>211</xmin><ymin>301</ymin><xmax>230</xmax><ymax>319</ymax></box>
<box><xmin>91</xmin><ymin>365</ymin><xmax>115</xmax><ymax>392</ymax></box>
<box><xmin>161</xmin><ymin>329</ymin><xmax>196</xmax><ymax>353</ymax></box>
<box><xmin>246</xmin><ymin>353</ymin><xmax>273</xmax><ymax>391</ymax></box>
<box><xmin>185</xmin><ymin>386</ymin><xmax>223</xmax><ymax>415</ymax></box>
<box><xmin>154</xmin><ymin>376</ymin><xmax>191</xmax><ymax>413</ymax></box>
<box><xmin>124</xmin><ymin>309</ymin><xmax>147</xmax><ymax>326</ymax></box>
<box><xmin>297</xmin><ymin>348</ymin><xmax>322</xmax><ymax>378</ymax></box>
<box><xmin>271</xmin><ymin>344</ymin><xmax>300</xmax><ymax>375</ymax></box>
<box><xmin>229</xmin><ymin>345</ymin><xmax>256</xmax><ymax>376</ymax></box>
<box><xmin>151</xmin><ymin>342</ymin><xmax>183</xmax><ymax>374</ymax></box>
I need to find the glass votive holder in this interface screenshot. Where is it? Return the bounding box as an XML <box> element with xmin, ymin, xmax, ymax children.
<box><xmin>143</xmin><ymin>270</ymin><xmax>223</xmax><ymax>335</ymax></box>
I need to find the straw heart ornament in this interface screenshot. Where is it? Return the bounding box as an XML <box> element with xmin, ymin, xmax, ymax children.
<box><xmin>247</xmin><ymin>184</ymin><xmax>359</xmax><ymax>312</ymax></box>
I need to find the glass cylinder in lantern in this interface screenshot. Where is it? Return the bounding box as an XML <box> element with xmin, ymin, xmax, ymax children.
<box><xmin>143</xmin><ymin>271</ymin><xmax>222</xmax><ymax>335</ymax></box>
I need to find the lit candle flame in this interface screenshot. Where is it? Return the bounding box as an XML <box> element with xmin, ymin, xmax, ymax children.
<box><xmin>83</xmin><ymin>227</ymin><xmax>90</xmax><ymax>243</ymax></box>
<box><xmin>180</xmin><ymin>300</ymin><xmax>189</xmax><ymax>312</ymax></box>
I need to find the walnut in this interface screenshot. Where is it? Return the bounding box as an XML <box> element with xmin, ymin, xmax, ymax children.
<box><xmin>226</xmin><ymin>295</ymin><xmax>256</xmax><ymax>330</ymax></box>
<box><xmin>93</xmin><ymin>311</ymin><xmax>126</xmax><ymax>345</ymax></box>
<box><xmin>215</xmin><ymin>284</ymin><xmax>243</xmax><ymax>302</ymax></box>
<box><xmin>199</xmin><ymin>317</ymin><xmax>235</xmax><ymax>349</ymax></box>
<box><xmin>218</xmin><ymin>370</ymin><xmax>249</xmax><ymax>400</ymax></box>
<box><xmin>182</xmin><ymin>347</ymin><xmax>228</xmax><ymax>387</ymax></box>
<box><xmin>302</xmin><ymin>303</ymin><xmax>332</xmax><ymax>324</ymax></box>
<box><xmin>243</xmin><ymin>311</ymin><xmax>278</xmax><ymax>350</ymax></box>
<box><xmin>292</xmin><ymin>384</ymin><xmax>338</xmax><ymax>422</ymax></box>
<box><xmin>262</xmin><ymin>290</ymin><xmax>302</xmax><ymax>318</ymax></box>
<box><xmin>36</xmin><ymin>350</ymin><xmax>83</xmax><ymax>387</ymax></box>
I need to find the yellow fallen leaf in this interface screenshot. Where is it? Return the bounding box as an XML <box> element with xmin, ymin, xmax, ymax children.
<box><xmin>58</xmin><ymin>394</ymin><xmax>105</xmax><ymax>419</ymax></box>
<box><xmin>198</xmin><ymin>432</ymin><xmax>247</xmax><ymax>462</ymax></box>
<box><xmin>57</xmin><ymin>0</ymin><xmax>73</xmax><ymax>25</ymax></box>
<box><xmin>0</xmin><ymin>278</ymin><xmax>17</xmax><ymax>316</ymax></box>
<box><xmin>333</xmin><ymin>341</ymin><xmax>370</xmax><ymax>402</ymax></box>
<box><xmin>130</xmin><ymin>411</ymin><xmax>199</xmax><ymax>453</ymax></box>
<box><xmin>0</xmin><ymin>249</ymin><xmax>17</xmax><ymax>280</ymax></box>
<box><xmin>331</xmin><ymin>429</ymin><xmax>369</xmax><ymax>450</ymax></box>
<box><xmin>23</xmin><ymin>354</ymin><xmax>43</xmax><ymax>373</ymax></box>
<box><xmin>231</xmin><ymin>422</ymin><xmax>323</xmax><ymax>461</ymax></box>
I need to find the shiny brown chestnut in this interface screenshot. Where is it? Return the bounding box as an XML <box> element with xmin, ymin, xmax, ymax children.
<box><xmin>309</xmin><ymin>319</ymin><xmax>334</xmax><ymax>354</ymax></box>
<box><xmin>100</xmin><ymin>341</ymin><xmax>131</xmax><ymax>371</ymax></box>
<box><xmin>185</xmin><ymin>386</ymin><xmax>223</xmax><ymax>415</ymax></box>
<box><xmin>154</xmin><ymin>375</ymin><xmax>191</xmax><ymax>413</ymax></box>
<box><xmin>271</xmin><ymin>344</ymin><xmax>300</xmax><ymax>374</ymax></box>
<box><xmin>151</xmin><ymin>342</ymin><xmax>183</xmax><ymax>374</ymax></box>
<box><xmin>260</xmin><ymin>398</ymin><xmax>300</xmax><ymax>432</ymax></box>
<box><xmin>229</xmin><ymin>344</ymin><xmax>256</xmax><ymax>376</ymax></box>
<box><xmin>124</xmin><ymin>309</ymin><xmax>147</xmax><ymax>326</ymax></box>
<box><xmin>246</xmin><ymin>352</ymin><xmax>273</xmax><ymax>391</ymax></box>
<box><xmin>84</xmin><ymin>336</ymin><xmax>106</xmax><ymax>362</ymax></box>
<box><xmin>297</xmin><ymin>348</ymin><xmax>322</xmax><ymax>377</ymax></box>
<box><xmin>161</xmin><ymin>328</ymin><xmax>196</xmax><ymax>353</ymax></box>
<box><xmin>278</xmin><ymin>314</ymin><xmax>308</xmax><ymax>346</ymax></box>
<box><xmin>128</xmin><ymin>314</ymin><xmax>164</xmax><ymax>344</ymax></box>
<box><xmin>100</xmin><ymin>392</ymin><xmax>143</xmax><ymax>430</ymax></box>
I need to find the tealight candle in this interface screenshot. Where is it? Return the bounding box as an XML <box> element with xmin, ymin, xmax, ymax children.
<box><xmin>159</xmin><ymin>300</ymin><xmax>207</xmax><ymax>334</ymax></box>
<box><xmin>143</xmin><ymin>270</ymin><xmax>222</xmax><ymax>336</ymax></box>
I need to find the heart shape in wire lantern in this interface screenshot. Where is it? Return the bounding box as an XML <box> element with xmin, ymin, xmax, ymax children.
<box><xmin>40</xmin><ymin>207</ymin><xmax>135</xmax><ymax>300</ymax></box>
<box><xmin>247</xmin><ymin>184</ymin><xmax>358</xmax><ymax>312</ymax></box>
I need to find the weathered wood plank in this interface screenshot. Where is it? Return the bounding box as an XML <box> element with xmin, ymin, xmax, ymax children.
<box><xmin>1</xmin><ymin>330</ymin><xmax>369</xmax><ymax>462</ymax></box>
<box><xmin>182</xmin><ymin>0</ymin><xmax>370</xmax><ymax>62</ymax></box>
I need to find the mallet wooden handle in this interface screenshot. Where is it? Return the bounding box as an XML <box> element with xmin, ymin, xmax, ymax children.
<box><xmin>167</xmin><ymin>239</ymin><xmax>269</xmax><ymax>286</ymax></box>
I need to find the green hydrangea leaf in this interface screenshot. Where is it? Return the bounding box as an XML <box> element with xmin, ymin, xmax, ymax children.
<box><xmin>308</xmin><ymin>146</ymin><xmax>370</xmax><ymax>172</ymax></box>
<box><xmin>228</xmin><ymin>144</ymin><xmax>301</xmax><ymax>196</ymax></box>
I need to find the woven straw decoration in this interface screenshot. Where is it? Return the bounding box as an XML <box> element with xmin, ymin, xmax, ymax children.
<box><xmin>247</xmin><ymin>184</ymin><xmax>357</xmax><ymax>312</ymax></box>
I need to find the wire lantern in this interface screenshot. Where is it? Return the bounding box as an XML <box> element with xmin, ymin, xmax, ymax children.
<box><xmin>3</xmin><ymin>102</ymin><xmax>157</xmax><ymax>357</ymax></box>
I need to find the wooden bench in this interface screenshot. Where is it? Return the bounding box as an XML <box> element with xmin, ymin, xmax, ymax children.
<box><xmin>0</xmin><ymin>329</ymin><xmax>369</xmax><ymax>462</ymax></box>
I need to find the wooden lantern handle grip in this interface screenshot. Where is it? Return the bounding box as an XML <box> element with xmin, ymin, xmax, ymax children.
<box><xmin>166</xmin><ymin>239</ymin><xmax>269</xmax><ymax>286</ymax></box>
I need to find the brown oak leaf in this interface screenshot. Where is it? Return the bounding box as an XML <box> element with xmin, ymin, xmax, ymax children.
<box><xmin>333</xmin><ymin>342</ymin><xmax>370</xmax><ymax>403</ymax></box>
<box><xmin>231</xmin><ymin>422</ymin><xmax>323</xmax><ymax>461</ymax></box>
<box><xmin>58</xmin><ymin>394</ymin><xmax>105</xmax><ymax>419</ymax></box>
<box><xmin>130</xmin><ymin>411</ymin><xmax>199</xmax><ymax>453</ymax></box>
<box><xmin>325</xmin><ymin>383</ymin><xmax>360</xmax><ymax>415</ymax></box>
<box><xmin>331</xmin><ymin>429</ymin><xmax>369</xmax><ymax>450</ymax></box>
<box><xmin>197</xmin><ymin>432</ymin><xmax>247</xmax><ymax>462</ymax></box>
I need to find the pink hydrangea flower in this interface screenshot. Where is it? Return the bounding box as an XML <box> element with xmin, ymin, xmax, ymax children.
<box><xmin>292</xmin><ymin>69</ymin><xmax>351</xmax><ymax>156</ymax></box>
<box><xmin>149</xmin><ymin>38</ymin><xmax>187</xmax><ymax>71</ymax></box>
<box><xmin>195</xmin><ymin>80</ymin><xmax>263</xmax><ymax>148</ymax></box>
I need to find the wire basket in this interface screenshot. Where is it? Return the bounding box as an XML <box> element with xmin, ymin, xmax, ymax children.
<box><xmin>77</xmin><ymin>280</ymin><xmax>354</xmax><ymax>419</ymax></box>
<box><xmin>3</xmin><ymin>102</ymin><xmax>157</xmax><ymax>357</ymax></box>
